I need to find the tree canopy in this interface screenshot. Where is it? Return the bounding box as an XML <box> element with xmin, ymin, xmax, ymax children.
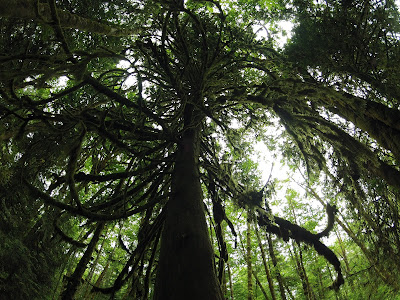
<box><xmin>1</xmin><ymin>0</ymin><xmax>400</xmax><ymax>299</ymax></box>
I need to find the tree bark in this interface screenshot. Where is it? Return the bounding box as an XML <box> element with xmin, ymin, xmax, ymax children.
<box><xmin>154</xmin><ymin>119</ymin><xmax>223</xmax><ymax>299</ymax></box>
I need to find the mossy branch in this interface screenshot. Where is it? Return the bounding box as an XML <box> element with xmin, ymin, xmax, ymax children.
<box><xmin>257</xmin><ymin>208</ymin><xmax>344</xmax><ymax>290</ymax></box>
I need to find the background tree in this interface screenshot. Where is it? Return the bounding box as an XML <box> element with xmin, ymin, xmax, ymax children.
<box><xmin>1</xmin><ymin>0</ymin><xmax>400</xmax><ymax>299</ymax></box>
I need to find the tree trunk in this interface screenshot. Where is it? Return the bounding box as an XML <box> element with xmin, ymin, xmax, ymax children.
<box><xmin>290</xmin><ymin>244</ymin><xmax>315</xmax><ymax>300</ymax></box>
<box><xmin>62</xmin><ymin>222</ymin><xmax>105</xmax><ymax>300</ymax></box>
<box><xmin>267</xmin><ymin>234</ymin><xmax>287</xmax><ymax>300</ymax></box>
<box><xmin>154</xmin><ymin>120</ymin><xmax>223</xmax><ymax>300</ymax></box>
<box><xmin>247</xmin><ymin>211</ymin><xmax>254</xmax><ymax>300</ymax></box>
<box><xmin>255</xmin><ymin>226</ymin><xmax>276</xmax><ymax>300</ymax></box>
<box><xmin>227</xmin><ymin>261</ymin><xmax>235</xmax><ymax>300</ymax></box>
<box><xmin>313</xmin><ymin>253</ymin><xmax>325</xmax><ymax>299</ymax></box>
<box><xmin>77</xmin><ymin>230</ymin><xmax>107</xmax><ymax>299</ymax></box>
<box><xmin>252</xmin><ymin>271</ymin><xmax>270</xmax><ymax>300</ymax></box>
<box><xmin>335</xmin><ymin>229</ymin><xmax>351</xmax><ymax>275</ymax></box>
<box><xmin>287</xmin><ymin>199</ymin><xmax>315</xmax><ymax>300</ymax></box>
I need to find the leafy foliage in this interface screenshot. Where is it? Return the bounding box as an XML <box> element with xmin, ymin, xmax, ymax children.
<box><xmin>1</xmin><ymin>0</ymin><xmax>400</xmax><ymax>299</ymax></box>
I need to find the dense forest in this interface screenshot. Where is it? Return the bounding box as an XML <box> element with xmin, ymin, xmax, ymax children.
<box><xmin>1</xmin><ymin>0</ymin><xmax>400</xmax><ymax>299</ymax></box>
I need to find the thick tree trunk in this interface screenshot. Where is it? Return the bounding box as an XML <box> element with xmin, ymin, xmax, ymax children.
<box><xmin>154</xmin><ymin>124</ymin><xmax>223</xmax><ymax>300</ymax></box>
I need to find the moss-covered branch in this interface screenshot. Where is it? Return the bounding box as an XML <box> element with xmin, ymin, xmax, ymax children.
<box><xmin>257</xmin><ymin>208</ymin><xmax>344</xmax><ymax>290</ymax></box>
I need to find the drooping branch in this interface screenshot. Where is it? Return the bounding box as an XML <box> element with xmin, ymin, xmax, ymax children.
<box><xmin>256</xmin><ymin>208</ymin><xmax>344</xmax><ymax>290</ymax></box>
<box><xmin>272</xmin><ymin>103</ymin><xmax>400</xmax><ymax>191</ymax></box>
<box><xmin>24</xmin><ymin>180</ymin><xmax>165</xmax><ymax>221</ymax></box>
<box><xmin>316</xmin><ymin>203</ymin><xmax>338</xmax><ymax>238</ymax></box>
<box><xmin>92</xmin><ymin>210</ymin><xmax>165</xmax><ymax>295</ymax></box>
<box><xmin>246</xmin><ymin>71</ymin><xmax>400</xmax><ymax>162</ymax></box>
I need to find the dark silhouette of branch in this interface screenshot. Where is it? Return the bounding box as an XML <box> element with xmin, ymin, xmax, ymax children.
<box><xmin>257</xmin><ymin>209</ymin><xmax>344</xmax><ymax>290</ymax></box>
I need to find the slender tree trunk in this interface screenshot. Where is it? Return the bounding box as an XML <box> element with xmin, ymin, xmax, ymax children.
<box><xmin>325</xmin><ymin>263</ymin><xmax>340</xmax><ymax>300</ymax></box>
<box><xmin>154</xmin><ymin>115</ymin><xmax>223</xmax><ymax>299</ymax></box>
<box><xmin>290</xmin><ymin>243</ymin><xmax>315</xmax><ymax>300</ymax></box>
<box><xmin>246</xmin><ymin>211</ymin><xmax>254</xmax><ymax>300</ymax></box>
<box><xmin>252</xmin><ymin>271</ymin><xmax>270</xmax><ymax>300</ymax></box>
<box><xmin>287</xmin><ymin>198</ymin><xmax>315</xmax><ymax>300</ymax></box>
<box><xmin>335</xmin><ymin>228</ymin><xmax>351</xmax><ymax>275</ymax></box>
<box><xmin>255</xmin><ymin>226</ymin><xmax>277</xmax><ymax>300</ymax></box>
<box><xmin>267</xmin><ymin>234</ymin><xmax>287</xmax><ymax>300</ymax></box>
<box><xmin>62</xmin><ymin>222</ymin><xmax>105</xmax><ymax>300</ymax></box>
<box><xmin>52</xmin><ymin>225</ymin><xmax>93</xmax><ymax>300</ymax></box>
<box><xmin>313</xmin><ymin>253</ymin><xmax>325</xmax><ymax>299</ymax></box>
<box><xmin>142</xmin><ymin>229</ymin><xmax>161</xmax><ymax>300</ymax></box>
<box><xmin>91</xmin><ymin>240</ymin><xmax>118</xmax><ymax>297</ymax></box>
<box><xmin>78</xmin><ymin>230</ymin><xmax>107</xmax><ymax>299</ymax></box>
<box><xmin>283</xmin><ymin>283</ymin><xmax>295</xmax><ymax>300</ymax></box>
<box><xmin>227</xmin><ymin>261</ymin><xmax>235</xmax><ymax>300</ymax></box>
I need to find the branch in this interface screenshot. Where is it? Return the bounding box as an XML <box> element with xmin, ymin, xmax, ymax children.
<box><xmin>316</xmin><ymin>203</ymin><xmax>338</xmax><ymax>238</ymax></box>
<box><xmin>24</xmin><ymin>180</ymin><xmax>164</xmax><ymax>221</ymax></box>
<box><xmin>91</xmin><ymin>210</ymin><xmax>165</xmax><ymax>294</ymax></box>
<box><xmin>0</xmin><ymin>0</ymin><xmax>140</xmax><ymax>36</ymax></box>
<box><xmin>54</xmin><ymin>222</ymin><xmax>88</xmax><ymax>248</ymax></box>
<box><xmin>84</xmin><ymin>75</ymin><xmax>170</xmax><ymax>135</ymax></box>
<box><xmin>257</xmin><ymin>209</ymin><xmax>344</xmax><ymax>290</ymax></box>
